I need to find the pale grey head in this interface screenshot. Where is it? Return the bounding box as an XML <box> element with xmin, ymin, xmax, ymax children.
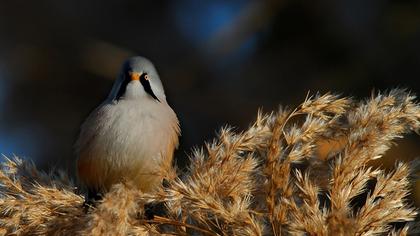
<box><xmin>108</xmin><ymin>56</ymin><xmax>166</xmax><ymax>102</ymax></box>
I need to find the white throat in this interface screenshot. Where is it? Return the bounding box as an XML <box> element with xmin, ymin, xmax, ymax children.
<box><xmin>124</xmin><ymin>81</ymin><xmax>152</xmax><ymax>101</ymax></box>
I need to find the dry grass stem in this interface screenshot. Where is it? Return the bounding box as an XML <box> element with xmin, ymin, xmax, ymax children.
<box><xmin>0</xmin><ymin>89</ymin><xmax>419</xmax><ymax>235</ymax></box>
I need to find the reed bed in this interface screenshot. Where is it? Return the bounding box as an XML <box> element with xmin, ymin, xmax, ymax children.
<box><xmin>0</xmin><ymin>89</ymin><xmax>419</xmax><ymax>235</ymax></box>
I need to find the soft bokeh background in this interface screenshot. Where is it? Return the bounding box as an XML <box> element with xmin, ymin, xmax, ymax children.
<box><xmin>0</xmin><ymin>0</ymin><xmax>419</xmax><ymax>201</ymax></box>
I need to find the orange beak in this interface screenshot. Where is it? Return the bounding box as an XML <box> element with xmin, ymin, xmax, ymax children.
<box><xmin>129</xmin><ymin>72</ymin><xmax>142</xmax><ymax>81</ymax></box>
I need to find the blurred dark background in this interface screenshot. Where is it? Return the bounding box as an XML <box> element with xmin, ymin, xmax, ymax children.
<box><xmin>0</xmin><ymin>0</ymin><xmax>420</xmax><ymax>199</ymax></box>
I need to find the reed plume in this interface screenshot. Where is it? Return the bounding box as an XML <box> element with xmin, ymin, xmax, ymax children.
<box><xmin>0</xmin><ymin>89</ymin><xmax>419</xmax><ymax>235</ymax></box>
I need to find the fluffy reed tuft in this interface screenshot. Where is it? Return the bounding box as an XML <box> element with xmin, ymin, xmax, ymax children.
<box><xmin>0</xmin><ymin>89</ymin><xmax>419</xmax><ymax>235</ymax></box>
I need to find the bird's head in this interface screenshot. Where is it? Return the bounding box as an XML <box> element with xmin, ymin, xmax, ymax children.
<box><xmin>108</xmin><ymin>56</ymin><xmax>165</xmax><ymax>102</ymax></box>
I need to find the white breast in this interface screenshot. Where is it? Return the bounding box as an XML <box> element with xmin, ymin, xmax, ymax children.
<box><xmin>76</xmin><ymin>97</ymin><xmax>179</xmax><ymax>192</ymax></box>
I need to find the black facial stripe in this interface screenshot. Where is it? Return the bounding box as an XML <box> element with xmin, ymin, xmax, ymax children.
<box><xmin>140</xmin><ymin>74</ymin><xmax>160</xmax><ymax>102</ymax></box>
<box><xmin>115</xmin><ymin>72</ymin><xmax>130</xmax><ymax>100</ymax></box>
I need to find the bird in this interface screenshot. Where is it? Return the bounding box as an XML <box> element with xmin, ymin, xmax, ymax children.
<box><xmin>75</xmin><ymin>56</ymin><xmax>180</xmax><ymax>199</ymax></box>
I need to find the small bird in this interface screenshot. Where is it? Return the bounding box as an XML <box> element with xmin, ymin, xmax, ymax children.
<box><xmin>75</xmin><ymin>56</ymin><xmax>180</xmax><ymax>198</ymax></box>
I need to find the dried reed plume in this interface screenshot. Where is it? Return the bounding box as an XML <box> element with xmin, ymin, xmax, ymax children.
<box><xmin>1</xmin><ymin>89</ymin><xmax>420</xmax><ymax>235</ymax></box>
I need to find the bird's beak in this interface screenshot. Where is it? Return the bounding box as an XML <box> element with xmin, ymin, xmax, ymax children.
<box><xmin>129</xmin><ymin>72</ymin><xmax>142</xmax><ymax>81</ymax></box>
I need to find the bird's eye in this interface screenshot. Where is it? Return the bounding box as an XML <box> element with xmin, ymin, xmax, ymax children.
<box><xmin>139</xmin><ymin>73</ymin><xmax>160</xmax><ymax>102</ymax></box>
